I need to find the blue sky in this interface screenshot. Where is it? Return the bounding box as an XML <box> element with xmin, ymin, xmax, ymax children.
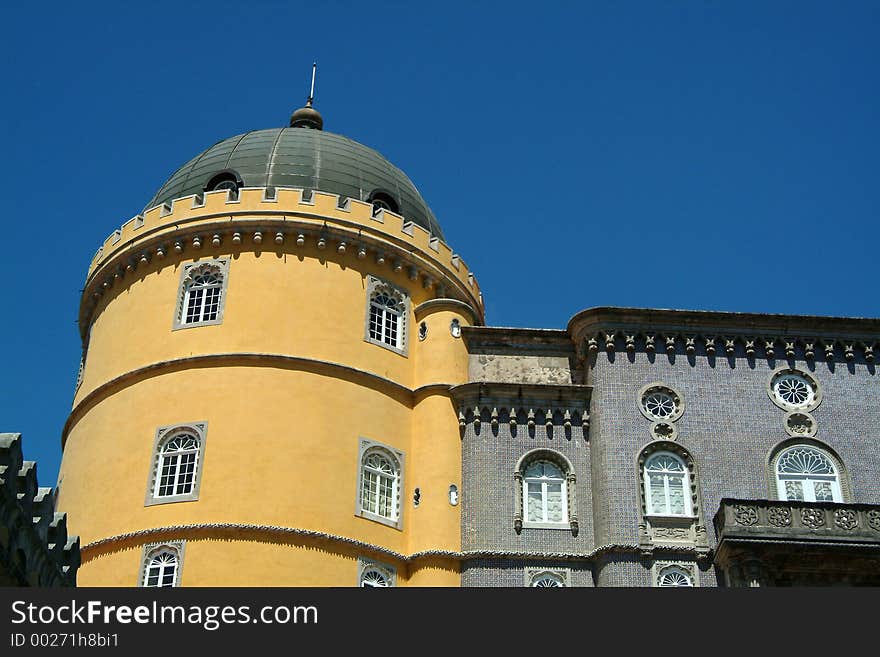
<box><xmin>2</xmin><ymin>1</ymin><xmax>878</xmax><ymax>486</ymax></box>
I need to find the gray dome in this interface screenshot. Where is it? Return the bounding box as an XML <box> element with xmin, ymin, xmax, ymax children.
<box><xmin>145</xmin><ymin>128</ymin><xmax>444</xmax><ymax>239</ymax></box>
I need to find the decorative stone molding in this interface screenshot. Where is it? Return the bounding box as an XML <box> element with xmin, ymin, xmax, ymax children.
<box><xmin>636</xmin><ymin>441</ymin><xmax>710</xmax><ymax>558</ymax></box>
<box><xmin>355</xmin><ymin>438</ymin><xmax>405</xmax><ymax>531</ymax></box>
<box><xmin>137</xmin><ymin>541</ymin><xmax>185</xmax><ymax>587</ymax></box>
<box><xmin>357</xmin><ymin>556</ymin><xmax>397</xmax><ymax>587</ymax></box>
<box><xmin>652</xmin><ymin>560</ymin><xmax>698</xmax><ymax>587</ymax></box>
<box><xmin>766</xmin><ymin>437</ymin><xmax>853</xmax><ymax>503</ymax></box>
<box><xmin>783</xmin><ymin>411</ymin><xmax>817</xmax><ymax>438</ymax></box>
<box><xmin>144</xmin><ymin>423</ymin><xmax>208</xmax><ymax>507</ymax></box>
<box><xmin>450</xmin><ymin>382</ymin><xmax>591</xmax><ymax>438</ymax></box>
<box><xmin>172</xmin><ymin>258</ymin><xmax>230</xmax><ymax>331</ymax></box>
<box><xmin>715</xmin><ymin>498</ymin><xmax>880</xmax><ymax>586</ymax></box>
<box><xmin>513</xmin><ymin>449</ymin><xmax>579</xmax><ymax>536</ymax></box>
<box><xmin>524</xmin><ymin>567</ymin><xmax>571</xmax><ymax>587</ymax></box>
<box><xmin>715</xmin><ymin>498</ymin><xmax>880</xmax><ymax>544</ymax></box>
<box><xmin>0</xmin><ymin>433</ymin><xmax>80</xmax><ymax>586</ymax></box>
<box><xmin>767</xmin><ymin>367</ymin><xmax>822</xmax><ymax>413</ymax></box>
<box><xmin>80</xmin><ymin>187</ymin><xmax>485</xmax><ymax>347</ymax></box>
<box><xmin>568</xmin><ymin>308</ymin><xmax>880</xmax><ymax>366</ymax></box>
<box><xmin>638</xmin><ymin>382</ymin><xmax>685</xmax><ymax>423</ymax></box>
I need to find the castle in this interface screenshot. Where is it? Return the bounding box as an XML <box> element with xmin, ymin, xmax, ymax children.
<box><xmin>56</xmin><ymin>98</ymin><xmax>880</xmax><ymax>587</ymax></box>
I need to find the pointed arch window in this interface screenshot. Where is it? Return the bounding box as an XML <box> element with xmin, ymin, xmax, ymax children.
<box><xmin>173</xmin><ymin>259</ymin><xmax>230</xmax><ymax>330</ymax></box>
<box><xmin>775</xmin><ymin>445</ymin><xmax>842</xmax><ymax>502</ymax></box>
<box><xmin>140</xmin><ymin>542</ymin><xmax>185</xmax><ymax>588</ymax></box>
<box><xmin>364</xmin><ymin>276</ymin><xmax>409</xmax><ymax>355</ymax></box>
<box><xmin>644</xmin><ymin>452</ymin><xmax>692</xmax><ymax>516</ymax></box>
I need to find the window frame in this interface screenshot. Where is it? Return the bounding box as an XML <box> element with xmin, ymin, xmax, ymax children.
<box><xmin>354</xmin><ymin>438</ymin><xmax>405</xmax><ymax>530</ymax></box>
<box><xmin>145</xmin><ymin>423</ymin><xmax>208</xmax><ymax>507</ymax></box>
<box><xmin>643</xmin><ymin>451</ymin><xmax>693</xmax><ymax>518</ymax></box>
<box><xmin>522</xmin><ymin>460</ymin><xmax>568</xmax><ymax>526</ymax></box>
<box><xmin>514</xmin><ymin>449</ymin><xmax>576</xmax><ymax>532</ymax></box>
<box><xmin>173</xmin><ymin>259</ymin><xmax>230</xmax><ymax>331</ymax></box>
<box><xmin>653</xmin><ymin>562</ymin><xmax>698</xmax><ymax>588</ymax></box>
<box><xmin>357</xmin><ymin>557</ymin><xmax>397</xmax><ymax>587</ymax></box>
<box><xmin>524</xmin><ymin>567</ymin><xmax>570</xmax><ymax>587</ymax></box>
<box><xmin>773</xmin><ymin>444</ymin><xmax>843</xmax><ymax>503</ymax></box>
<box><xmin>138</xmin><ymin>541</ymin><xmax>186</xmax><ymax>588</ymax></box>
<box><xmin>363</xmin><ymin>275</ymin><xmax>410</xmax><ymax>356</ymax></box>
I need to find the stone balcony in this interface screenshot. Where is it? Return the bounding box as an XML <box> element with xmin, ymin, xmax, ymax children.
<box><xmin>713</xmin><ymin>498</ymin><xmax>880</xmax><ymax>586</ymax></box>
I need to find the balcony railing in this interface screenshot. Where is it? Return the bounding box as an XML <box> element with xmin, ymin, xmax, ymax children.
<box><xmin>715</xmin><ymin>498</ymin><xmax>880</xmax><ymax>545</ymax></box>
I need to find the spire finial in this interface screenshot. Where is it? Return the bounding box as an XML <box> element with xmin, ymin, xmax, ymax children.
<box><xmin>290</xmin><ymin>61</ymin><xmax>323</xmax><ymax>130</ymax></box>
<box><xmin>307</xmin><ymin>61</ymin><xmax>317</xmax><ymax>107</ymax></box>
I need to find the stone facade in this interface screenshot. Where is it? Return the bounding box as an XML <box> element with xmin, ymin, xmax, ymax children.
<box><xmin>458</xmin><ymin>309</ymin><xmax>880</xmax><ymax>586</ymax></box>
<box><xmin>0</xmin><ymin>434</ymin><xmax>80</xmax><ymax>586</ymax></box>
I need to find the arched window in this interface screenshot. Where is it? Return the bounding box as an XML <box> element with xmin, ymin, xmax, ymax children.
<box><xmin>367</xmin><ymin>190</ymin><xmax>399</xmax><ymax>215</ymax></box>
<box><xmin>140</xmin><ymin>542</ymin><xmax>184</xmax><ymax>588</ymax></box>
<box><xmin>656</xmin><ymin>565</ymin><xmax>694</xmax><ymax>587</ymax></box>
<box><xmin>369</xmin><ymin>290</ymin><xmax>404</xmax><ymax>348</ymax></box>
<box><xmin>775</xmin><ymin>445</ymin><xmax>842</xmax><ymax>502</ymax></box>
<box><xmin>355</xmin><ymin>439</ymin><xmax>404</xmax><ymax>529</ymax></box>
<box><xmin>174</xmin><ymin>259</ymin><xmax>230</xmax><ymax>330</ymax></box>
<box><xmin>644</xmin><ymin>452</ymin><xmax>692</xmax><ymax>516</ymax></box>
<box><xmin>155</xmin><ymin>433</ymin><xmax>200</xmax><ymax>498</ymax></box>
<box><xmin>145</xmin><ymin>423</ymin><xmax>207</xmax><ymax>506</ymax></box>
<box><xmin>364</xmin><ymin>276</ymin><xmax>408</xmax><ymax>354</ymax></box>
<box><xmin>357</xmin><ymin>558</ymin><xmax>396</xmax><ymax>587</ymax></box>
<box><xmin>204</xmin><ymin>170</ymin><xmax>242</xmax><ymax>199</ymax></box>
<box><xmin>523</xmin><ymin>461</ymin><xmax>567</xmax><ymax>524</ymax></box>
<box><xmin>530</xmin><ymin>571</ymin><xmax>566</xmax><ymax>587</ymax></box>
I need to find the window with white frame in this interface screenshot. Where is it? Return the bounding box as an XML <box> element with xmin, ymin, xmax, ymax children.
<box><xmin>145</xmin><ymin>424</ymin><xmax>207</xmax><ymax>506</ymax></box>
<box><xmin>140</xmin><ymin>542</ymin><xmax>184</xmax><ymax>588</ymax></box>
<box><xmin>523</xmin><ymin>460</ymin><xmax>568</xmax><ymax>525</ymax></box>
<box><xmin>364</xmin><ymin>276</ymin><xmax>408</xmax><ymax>354</ymax></box>
<box><xmin>644</xmin><ymin>451</ymin><xmax>692</xmax><ymax>516</ymax></box>
<box><xmin>173</xmin><ymin>259</ymin><xmax>229</xmax><ymax>330</ymax></box>
<box><xmin>775</xmin><ymin>445</ymin><xmax>842</xmax><ymax>502</ymax></box>
<box><xmin>357</xmin><ymin>557</ymin><xmax>396</xmax><ymax>587</ymax></box>
<box><xmin>355</xmin><ymin>439</ymin><xmax>404</xmax><ymax>529</ymax></box>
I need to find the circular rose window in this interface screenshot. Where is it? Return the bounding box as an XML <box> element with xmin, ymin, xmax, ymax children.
<box><xmin>638</xmin><ymin>384</ymin><xmax>684</xmax><ymax>422</ymax></box>
<box><xmin>768</xmin><ymin>369</ymin><xmax>820</xmax><ymax>411</ymax></box>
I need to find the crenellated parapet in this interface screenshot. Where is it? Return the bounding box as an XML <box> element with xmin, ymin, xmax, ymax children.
<box><xmin>79</xmin><ymin>187</ymin><xmax>484</xmax><ymax>341</ymax></box>
<box><xmin>567</xmin><ymin>307</ymin><xmax>880</xmax><ymax>366</ymax></box>
<box><xmin>0</xmin><ymin>434</ymin><xmax>80</xmax><ymax>586</ymax></box>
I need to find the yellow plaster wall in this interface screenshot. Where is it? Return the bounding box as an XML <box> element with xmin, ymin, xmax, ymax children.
<box><xmin>62</xmin><ymin>195</ymin><xmax>476</xmax><ymax>587</ymax></box>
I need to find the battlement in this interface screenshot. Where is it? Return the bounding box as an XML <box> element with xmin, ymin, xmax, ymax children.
<box><xmin>85</xmin><ymin>187</ymin><xmax>482</xmax><ymax>318</ymax></box>
<box><xmin>0</xmin><ymin>433</ymin><xmax>80</xmax><ymax>586</ymax></box>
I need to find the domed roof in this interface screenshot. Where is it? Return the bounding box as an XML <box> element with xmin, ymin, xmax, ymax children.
<box><xmin>145</xmin><ymin>128</ymin><xmax>444</xmax><ymax>238</ymax></box>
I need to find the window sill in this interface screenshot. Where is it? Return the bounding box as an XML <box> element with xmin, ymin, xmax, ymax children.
<box><xmin>356</xmin><ymin>510</ymin><xmax>403</xmax><ymax>531</ymax></box>
<box><xmin>521</xmin><ymin>522</ymin><xmax>571</xmax><ymax>530</ymax></box>
<box><xmin>172</xmin><ymin>319</ymin><xmax>224</xmax><ymax>331</ymax></box>
<box><xmin>364</xmin><ymin>336</ymin><xmax>408</xmax><ymax>357</ymax></box>
<box><xmin>145</xmin><ymin>494</ymin><xmax>200</xmax><ymax>507</ymax></box>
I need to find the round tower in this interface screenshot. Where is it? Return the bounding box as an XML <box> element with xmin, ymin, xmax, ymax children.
<box><xmin>56</xmin><ymin>101</ymin><xmax>483</xmax><ymax>586</ymax></box>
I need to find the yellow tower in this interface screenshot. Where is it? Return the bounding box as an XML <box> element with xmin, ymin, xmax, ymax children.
<box><xmin>56</xmin><ymin>99</ymin><xmax>483</xmax><ymax>586</ymax></box>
